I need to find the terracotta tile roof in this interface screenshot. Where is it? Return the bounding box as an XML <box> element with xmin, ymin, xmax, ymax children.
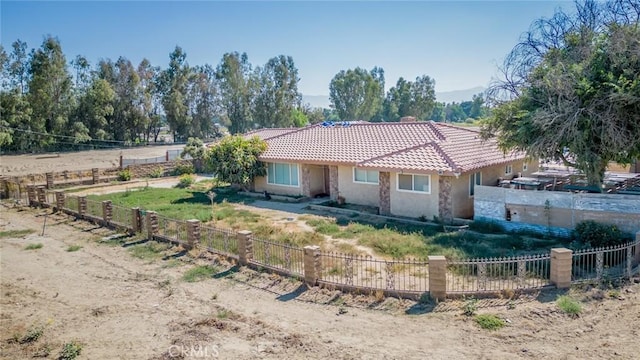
<box><xmin>245</xmin><ymin>128</ymin><xmax>299</xmax><ymax>140</ymax></box>
<box><xmin>252</xmin><ymin>121</ymin><xmax>525</xmax><ymax>175</ymax></box>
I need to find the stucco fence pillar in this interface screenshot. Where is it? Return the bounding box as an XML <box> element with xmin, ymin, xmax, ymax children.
<box><xmin>45</xmin><ymin>172</ymin><xmax>54</xmax><ymax>189</ymax></box>
<box><xmin>55</xmin><ymin>191</ymin><xmax>65</xmax><ymax>212</ymax></box>
<box><xmin>550</xmin><ymin>248</ymin><xmax>573</xmax><ymax>289</ymax></box>
<box><xmin>237</xmin><ymin>230</ymin><xmax>253</xmax><ymax>266</ymax></box>
<box><xmin>131</xmin><ymin>207</ymin><xmax>142</xmax><ymax>233</ymax></box>
<box><xmin>36</xmin><ymin>187</ymin><xmax>47</xmax><ymax>206</ymax></box>
<box><xmin>92</xmin><ymin>168</ymin><xmax>100</xmax><ymax>184</ymax></box>
<box><xmin>146</xmin><ymin>211</ymin><xmax>159</xmax><ymax>241</ymax></box>
<box><xmin>186</xmin><ymin>219</ymin><xmax>201</xmax><ymax>250</ymax></box>
<box><xmin>303</xmin><ymin>245</ymin><xmax>322</xmax><ymax>286</ymax></box>
<box><xmin>78</xmin><ymin>196</ymin><xmax>87</xmax><ymax>216</ymax></box>
<box><xmin>428</xmin><ymin>255</ymin><xmax>447</xmax><ymax>301</ymax></box>
<box><xmin>27</xmin><ymin>185</ymin><xmax>37</xmax><ymax>207</ymax></box>
<box><xmin>102</xmin><ymin>200</ymin><xmax>112</xmax><ymax>223</ymax></box>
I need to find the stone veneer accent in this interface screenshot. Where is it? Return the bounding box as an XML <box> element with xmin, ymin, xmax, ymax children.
<box><xmin>379</xmin><ymin>171</ymin><xmax>391</xmax><ymax>215</ymax></box>
<box><xmin>301</xmin><ymin>164</ymin><xmax>311</xmax><ymax>197</ymax></box>
<box><xmin>329</xmin><ymin>166</ymin><xmax>339</xmax><ymax>200</ymax></box>
<box><xmin>438</xmin><ymin>176</ymin><xmax>453</xmax><ymax>222</ymax></box>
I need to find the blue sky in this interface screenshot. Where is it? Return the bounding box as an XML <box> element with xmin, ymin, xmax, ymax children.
<box><xmin>1</xmin><ymin>1</ymin><xmax>573</xmax><ymax>95</ymax></box>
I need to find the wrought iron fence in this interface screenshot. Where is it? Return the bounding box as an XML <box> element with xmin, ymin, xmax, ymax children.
<box><xmin>85</xmin><ymin>199</ymin><xmax>103</xmax><ymax>218</ymax></box>
<box><xmin>156</xmin><ymin>215</ymin><xmax>188</xmax><ymax>243</ymax></box>
<box><xmin>63</xmin><ymin>195</ymin><xmax>79</xmax><ymax>212</ymax></box>
<box><xmin>318</xmin><ymin>252</ymin><xmax>429</xmax><ymax>294</ymax></box>
<box><xmin>572</xmin><ymin>241</ymin><xmax>638</xmax><ymax>282</ymax></box>
<box><xmin>200</xmin><ymin>225</ymin><xmax>239</xmax><ymax>259</ymax></box>
<box><xmin>446</xmin><ymin>254</ymin><xmax>551</xmax><ymax>293</ymax></box>
<box><xmin>110</xmin><ymin>204</ymin><xmax>132</xmax><ymax>229</ymax></box>
<box><xmin>252</xmin><ymin>237</ymin><xmax>305</xmax><ymax>277</ymax></box>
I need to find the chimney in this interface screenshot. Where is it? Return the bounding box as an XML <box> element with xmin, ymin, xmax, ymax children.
<box><xmin>399</xmin><ymin>116</ymin><xmax>416</xmax><ymax>123</ymax></box>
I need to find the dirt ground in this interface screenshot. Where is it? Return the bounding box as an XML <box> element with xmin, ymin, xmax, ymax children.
<box><xmin>1</xmin><ymin>205</ymin><xmax>640</xmax><ymax>360</ymax></box>
<box><xmin>0</xmin><ymin>145</ymin><xmax>185</xmax><ymax>176</ymax></box>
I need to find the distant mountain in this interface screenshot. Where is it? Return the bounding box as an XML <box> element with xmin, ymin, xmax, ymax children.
<box><xmin>302</xmin><ymin>86</ymin><xmax>487</xmax><ymax>109</ymax></box>
<box><xmin>435</xmin><ymin>86</ymin><xmax>486</xmax><ymax>104</ymax></box>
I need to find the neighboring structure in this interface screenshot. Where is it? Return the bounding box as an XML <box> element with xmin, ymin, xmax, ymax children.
<box><xmin>246</xmin><ymin>121</ymin><xmax>537</xmax><ymax>221</ymax></box>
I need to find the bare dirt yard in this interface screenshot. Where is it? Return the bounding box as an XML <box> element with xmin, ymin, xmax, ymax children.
<box><xmin>0</xmin><ymin>145</ymin><xmax>184</xmax><ymax>176</ymax></box>
<box><xmin>1</xmin><ymin>204</ymin><xmax>640</xmax><ymax>360</ymax></box>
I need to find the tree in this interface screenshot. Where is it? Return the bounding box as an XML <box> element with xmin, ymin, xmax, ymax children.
<box><xmin>188</xmin><ymin>64</ymin><xmax>218</xmax><ymax>138</ymax></box>
<box><xmin>7</xmin><ymin>40</ymin><xmax>30</xmax><ymax>93</ymax></box>
<box><xmin>484</xmin><ymin>0</ymin><xmax>640</xmax><ymax>188</ymax></box>
<box><xmin>329</xmin><ymin>67</ymin><xmax>384</xmax><ymax>121</ymax></box>
<box><xmin>27</xmin><ymin>36</ymin><xmax>74</xmax><ymax>149</ymax></box>
<box><xmin>159</xmin><ymin>47</ymin><xmax>191</xmax><ymax>141</ymax></box>
<box><xmin>216</xmin><ymin>52</ymin><xmax>253</xmax><ymax>134</ymax></box>
<box><xmin>73</xmin><ymin>77</ymin><xmax>115</xmax><ymax>141</ymax></box>
<box><xmin>99</xmin><ymin>57</ymin><xmax>143</xmax><ymax>142</ymax></box>
<box><xmin>252</xmin><ymin>55</ymin><xmax>301</xmax><ymax>128</ymax></box>
<box><xmin>205</xmin><ymin>135</ymin><xmax>267</xmax><ymax>189</ymax></box>
<box><xmin>138</xmin><ymin>58</ymin><xmax>163</xmax><ymax>142</ymax></box>
<box><xmin>382</xmin><ymin>75</ymin><xmax>436</xmax><ymax>121</ymax></box>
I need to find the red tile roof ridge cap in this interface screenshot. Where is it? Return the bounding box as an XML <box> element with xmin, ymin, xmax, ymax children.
<box><xmin>434</xmin><ymin>122</ymin><xmax>481</xmax><ymax>134</ymax></box>
<box><xmin>426</xmin><ymin>121</ymin><xmax>447</xmax><ymax>141</ymax></box>
<box><xmin>256</xmin><ymin>125</ymin><xmax>313</xmax><ymax>141</ymax></box>
<box><xmin>356</xmin><ymin>142</ymin><xmax>438</xmax><ymax>166</ymax></box>
<box><xmin>431</xmin><ymin>141</ymin><xmax>458</xmax><ymax>172</ymax></box>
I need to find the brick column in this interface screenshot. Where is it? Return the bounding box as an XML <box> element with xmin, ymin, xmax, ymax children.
<box><xmin>55</xmin><ymin>191</ymin><xmax>65</xmax><ymax>212</ymax></box>
<box><xmin>78</xmin><ymin>196</ymin><xmax>87</xmax><ymax>216</ymax></box>
<box><xmin>550</xmin><ymin>248</ymin><xmax>573</xmax><ymax>289</ymax></box>
<box><xmin>0</xmin><ymin>179</ymin><xmax>6</xmax><ymax>198</ymax></box>
<box><xmin>438</xmin><ymin>176</ymin><xmax>453</xmax><ymax>223</ymax></box>
<box><xmin>102</xmin><ymin>200</ymin><xmax>112</xmax><ymax>222</ymax></box>
<box><xmin>27</xmin><ymin>185</ymin><xmax>37</xmax><ymax>206</ymax></box>
<box><xmin>303</xmin><ymin>245</ymin><xmax>321</xmax><ymax>286</ymax></box>
<box><xmin>301</xmin><ymin>164</ymin><xmax>311</xmax><ymax>197</ymax></box>
<box><xmin>146</xmin><ymin>211</ymin><xmax>158</xmax><ymax>240</ymax></box>
<box><xmin>63</xmin><ymin>170</ymin><xmax>69</xmax><ymax>181</ymax></box>
<box><xmin>329</xmin><ymin>166</ymin><xmax>339</xmax><ymax>200</ymax></box>
<box><xmin>92</xmin><ymin>168</ymin><xmax>99</xmax><ymax>184</ymax></box>
<box><xmin>45</xmin><ymin>172</ymin><xmax>54</xmax><ymax>189</ymax></box>
<box><xmin>428</xmin><ymin>255</ymin><xmax>447</xmax><ymax>301</ymax></box>
<box><xmin>237</xmin><ymin>230</ymin><xmax>253</xmax><ymax>266</ymax></box>
<box><xmin>186</xmin><ymin>219</ymin><xmax>201</xmax><ymax>250</ymax></box>
<box><xmin>131</xmin><ymin>207</ymin><xmax>141</xmax><ymax>233</ymax></box>
<box><xmin>379</xmin><ymin>171</ymin><xmax>391</xmax><ymax>215</ymax></box>
<box><xmin>36</xmin><ymin>187</ymin><xmax>47</xmax><ymax>206</ymax></box>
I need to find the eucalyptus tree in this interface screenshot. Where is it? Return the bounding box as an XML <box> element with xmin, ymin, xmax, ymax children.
<box><xmin>216</xmin><ymin>52</ymin><xmax>254</xmax><ymax>134</ymax></box>
<box><xmin>329</xmin><ymin>67</ymin><xmax>384</xmax><ymax>121</ymax></box>
<box><xmin>252</xmin><ymin>55</ymin><xmax>302</xmax><ymax>128</ymax></box>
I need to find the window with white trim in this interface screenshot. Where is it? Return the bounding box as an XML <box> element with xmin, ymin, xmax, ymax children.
<box><xmin>505</xmin><ymin>164</ymin><xmax>513</xmax><ymax>175</ymax></box>
<box><xmin>353</xmin><ymin>168</ymin><xmax>379</xmax><ymax>184</ymax></box>
<box><xmin>469</xmin><ymin>171</ymin><xmax>482</xmax><ymax>196</ymax></box>
<box><xmin>397</xmin><ymin>174</ymin><xmax>431</xmax><ymax>193</ymax></box>
<box><xmin>523</xmin><ymin>162</ymin><xmax>529</xmax><ymax>172</ymax></box>
<box><xmin>267</xmin><ymin>162</ymin><xmax>299</xmax><ymax>186</ymax></box>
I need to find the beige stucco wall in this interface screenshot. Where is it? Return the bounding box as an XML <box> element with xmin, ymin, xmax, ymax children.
<box><xmin>389</xmin><ymin>172</ymin><xmax>440</xmax><ymax>219</ymax></box>
<box><xmin>337</xmin><ymin>166</ymin><xmax>379</xmax><ymax>207</ymax></box>
<box><xmin>451</xmin><ymin>159</ymin><xmax>539</xmax><ymax>219</ymax></box>
<box><xmin>253</xmin><ymin>162</ymin><xmax>303</xmax><ymax>196</ymax></box>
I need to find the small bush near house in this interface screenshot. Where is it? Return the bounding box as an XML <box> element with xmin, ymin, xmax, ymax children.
<box><xmin>149</xmin><ymin>167</ymin><xmax>164</xmax><ymax>178</ymax></box>
<box><xmin>118</xmin><ymin>169</ymin><xmax>132</xmax><ymax>181</ymax></box>
<box><xmin>474</xmin><ymin>314</ymin><xmax>506</xmax><ymax>330</ymax></box>
<box><xmin>176</xmin><ymin>174</ymin><xmax>196</xmax><ymax>188</ymax></box>
<box><xmin>556</xmin><ymin>295</ymin><xmax>582</xmax><ymax>317</ymax></box>
<box><xmin>573</xmin><ymin>220</ymin><xmax>629</xmax><ymax>248</ymax></box>
<box><xmin>59</xmin><ymin>341</ymin><xmax>82</xmax><ymax>360</ymax></box>
<box><xmin>172</xmin><ymin>163</ymin><xmax>195</xmax><ymax>176</ymax></box>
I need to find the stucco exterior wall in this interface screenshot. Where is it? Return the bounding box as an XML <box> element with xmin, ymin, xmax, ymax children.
<box><xmin>337</xmin><ymin>166</ymin><xmax>379</xmax><ymax>207</ymax></box>
<box><xmin>389</xmin><ymin>172</ymin><xmax>440</xmax><ymax>219</ymax></box>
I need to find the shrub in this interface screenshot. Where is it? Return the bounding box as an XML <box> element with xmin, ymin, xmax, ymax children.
<box><xmin>59</xmin><ymin>342</ymin><xmax>82</xmax><ymax>360</ymax></box>
<box><xmin>176</xmin><ymin>174</ymin><xmax>196</xmax><ymax>188</ymax></box>
<box><xmin>172</xmin><ymin>163</ymin><xmax>195</xmax><ymax>176</ymax></box>
<box><xmin>66</xmin><ymin>245</ymin><xmax>82</xmax><ymax>252</ymax></box>
<box><xmin>462</xmin><ymin>297</ymin><xmax>478</xmax><ymax>316</ymax></box>
<box><xmin>118</xmin><ymin>169</ymin><xmax>132</xmax><ymax>181</ymax></box>
<box><xmin>183</xmin><ymin>265</ymin><xmax>218</xmax><ymax>282</ymax></box>
<box><xmin>573</xmin><ymin>220</ymin><xmax>629</xmax><ymax>248</ymax></box>
<box><xmin>556</xmin><ymin>295</ymin><xmax>582</xmax><ymax>317</ymax></box>
<box><xmin>20</xmin><ymin>326</ymin><xmax>44</xmax><ymax>344</ymax></box>
<box><xmin>24</xmin><ymin>243</ymin><xmax>43</xmax><ymax>250</ymax></box>
<box><xmin>474</xmin><ymin>314</ymin><xmax>506</xmax><ymax>330</ymax></box>
<box><xmin>149</xmin><ymin>167</ymin><xmax>164</xmax><ymax>178</ymax></box>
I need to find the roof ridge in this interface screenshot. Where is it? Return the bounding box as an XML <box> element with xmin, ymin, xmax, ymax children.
<box><xmin>435</xmin><ymin>122</ymin><xmax>481</xmax><ymax>134</ymax></box>
<box><xmin>357</xmin><ymin>142</ymin><xmax>433</xmax><ymax>166</ymax></box>
<box><xmin>427</xmin><ymin>121</ymin><xmax>447</xmax><ymax>140</ymax></box>
<box><xmin>432</xmin><ymin>142</ymin><xmax>458</xmax><ymax>172</ymax></box>
<box><xmin>260</xmin><ymin>125</ymin><xmax>312</xmax><ymax>140</ymax></box>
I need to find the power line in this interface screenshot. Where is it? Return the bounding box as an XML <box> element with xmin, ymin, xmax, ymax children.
<box><xmin>0</xmin><ymin>125</ymin><xmax>130</xmax><ymax>144</ymax></box>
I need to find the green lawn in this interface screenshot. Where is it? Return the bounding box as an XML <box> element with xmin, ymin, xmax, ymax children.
<box><xmin>88</xmin><ymin>185</ymin><xmax>569</xmax><ymax>259</ymax></box>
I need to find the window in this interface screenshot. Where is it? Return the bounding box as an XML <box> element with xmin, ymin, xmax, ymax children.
<box><xmin>523</xmin><ymin>162</ymin><xmax>529</xmax><ymax>172</ymax></box>
<box><xmin>397</xmin><ymin>174</ymin><xmax>431</xmax><ymax>193</ymax></box>
<box><xmin>267</xmin><ymin>162</ymin><xmax>299</xmax><ymax>186</ymax></box>
<box><xmin>469</xmin><ymin>172</ymin><xmax>482</xmax><ymax>196</ymax></box>
<box><xmin>353</xmin><ymin>168</ymin><xmax>379</xmax><ymax>184</ymax></box>
<box><xmin>505</xmin><ymin>164</ymin><xmax>513</xmax><ymax>175</ymax></box>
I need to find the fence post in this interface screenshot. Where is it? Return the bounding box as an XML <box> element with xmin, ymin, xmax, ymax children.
<box><xmin>428</xmin><ymin>256</ymin><xmax>447</xmax><ymax>301</ymax></box>
<box><xmin>550</xmin><ymin>248</ymin><xmax>573</xmax><ymax>289</ymax></box>
<box><xmin>27</xmin><ymin>185</ymin><xmax>37</xmax><ymax>207</ymax></box>
<box><xmin>146</xmin><ymin>211</ymin><xmax>158</xmax><ymax>240</ymax></box>
<box><xmin>92</xmin><ymin>168</ymin><xmax>99</xmax><ymax>184</ymax></box>
<box><xmin>63</xmin><ymin>170</ymin><xmax>69</xmax><ymax>181</ymax></box>
<box><xmin>119</xmin><ymin>155</ymin><xmax>123</xmax><ymax>169</ymax></box>
<box><xmin>102</xmin><ymin>200</ymin><xmax>112</xmax><ymax>223</ymax></box>
<box><xmin>0</xmin><ymin>179</ymin><xmax>6</xmax><ymax>198</ymax></box>
<box><xmin>36</xmin><ymin>187</ymin><xmax>47</xmax><ymax>207</ymax></box>
<box><xmin>78</xmin><ymin>196</ymin><xmax>87</xmax><ymax>216</ymax></box>
<box><xmin>237</xmin><ymin>230</ymin><xmax>253</xmax><ymax>266</ymax></box>
<box><xmin>635</xmin><ymin>232</ymin><xmax>640</xmax><ymax>265</ymax></box>
<box><xmin>55</xmin><ymin>191</ymin><xmax>65</xmax><ymax>212</ymax></box>
<box><xmin>131</xmin><ymin>207</ymin><xmax>141</xmax><ymax>233</ymax></box>
<box><xmin>186</xmin><ymin>219</ymin><xmax>201</xmax><ymax>250</ymax></box>
<box><xmin>303</xmin><ymin>245</ymin><xmax>321</xmax><ymax>286</ymax></box>
<box><xmin>45</xmin><ymin>172</ymin><xmax>54</xmax><ymax>189</ymax></box>
<box><xmin>165</xmin><ymin>151</ymin><xmax>169</xmax><ymax>162</ymax></box>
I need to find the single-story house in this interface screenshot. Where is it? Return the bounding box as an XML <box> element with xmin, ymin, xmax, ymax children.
<box><xmin>245</xmin><ymin>119</ymin><xmax>537</xmax><ymax>220</ymax></box>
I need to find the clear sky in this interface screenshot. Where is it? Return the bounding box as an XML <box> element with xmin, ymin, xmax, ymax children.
<box><xmin>1</xmin><ymin>0</ymin><xmax>573</xmax><ymax>95</ymax></box>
